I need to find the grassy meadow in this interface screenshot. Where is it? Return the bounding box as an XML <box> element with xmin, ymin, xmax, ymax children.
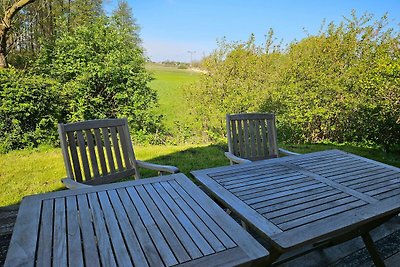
<box><xmin>147</xmin><ymin>63</ymin><xmax>200</xmax><ymax>132</ymax></box>
<box><xmin>1</xmin><ymin>64</ymin><xmax>399</xmax><ymax>207</ymax></box>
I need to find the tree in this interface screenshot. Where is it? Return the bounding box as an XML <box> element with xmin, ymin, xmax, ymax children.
<box><xmin>111</xmin><ymin>0</ymin><xmax>141</xmax><ymax>45</ymax></box>
<box><xmin>0</xmin><ymin>0</ymin><xmax>36</xmax><ymax>68</ymax></box>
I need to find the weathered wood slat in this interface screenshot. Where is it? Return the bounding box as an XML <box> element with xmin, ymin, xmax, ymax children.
<box><xmin>169</xmin><ymin>180</ymin><xmax>237</xmax><ymax>249</ymax></box>
<box><xmin>219</xmin><ymin>167</ymin><xmax>295</xmax><ymax>187</ymax></box>
<box><xmin>76</xmin><ymin>130</ymin><xmax>91</xmax><ymax>181</ymax></box>
<box><xmin>145</xmin><ymin>183</ymin><xmax>204</xmax><ymax>259</ymax></box>
<box><xmin>36</xmin><ymin>200</ymin><xmax>53</xmax><ymax>267</ymax></box>
<box><xmin>53</xmin><ymin>198</ymin><xmax>67</xmax><ymax>267</ymax></box>
<box><xmin>4</xmin><ymin>198</ymin><xmax>42</xmax><ymax>267</ymax></box>
<box><xmin>66</xmin><ymin>196</ymin><xmax>84</xmax><ymax>267</ymax></box>
<box><xmin>152</xmin><ymin>182</ymin><xmax>214</xmax><ymax>256</ymax></box>
<box><xmin>348</xmin><ymin>173</ymin><xmax>400</xmax><ymax>189</ymax></box>
<box><xmin>102</xmin><ymin>127</ymin><xmax>115</xmax><ymax>173</ymax></box>
<box><xmin>85</xmin><ymin>129</ymin><xmax>100</xmax><ymax>178</ymax></box>
<box><xmin>256</xmin><ymin>189</ymin><xmax>340</xmax><ymax>215</ymax></box>
<box><xmin>62</xmin><ymin>118</ymin><xmax>126</xmax><ymax>131</ymax></box>
<box><xmin>76</xmin><ymin>195</ymin><xmax>101</xmax><ymax>266</ymax></box>
<box><xmin>117</xmin><ymin>188</ymin><xmax>164</xmax><ymax>266</ymax></box>
<box><xmin>126</xmin><ymin>186</ymin><xmax>178</xmax><ymax>266</ymax></box>
<box><xmin>255</xmin><ymin>120</ymin><xmax>262</xmax><ymax>157</ymax></box>
<box><xmin>213</xmin><ymin>164</ymin><xmax>288</xmax><ymax>182</ymax></box>
<box><xmin>161</xmin><ymin>182</ymin><xmax>226</xmax><ymax>252</ymax></box>
<box><xmin>97</xmin><ymin>191</ymin><xmax>132</xmax><ymax>266</ymax></box>
<box><xmin>118</xmin><ymin>125</ymin><xmax>131</xmax><ymax>169</ymax></box>
<box><xmin>94</xmin><ymin>128</ymin><xmax>108</xmax><ymax>175</ymax></box>
<box><xmin>136</xmin><ymin>185</ymin><xmax>191</xmax><ymax>264</ymax></box>
<box><xmin>67</xmin><ymin>131</ymin><xmax>83</xmax><ymax>182</ymax></box>
<box><xmin>250</xmin><ymin>186</ymin><xmax>333</xmax><ymax>210</ymax></box>
<box><xmin>107</xmin><ymin>190</ymin><xmax>149</xmax><ymax>267</ymax></box>
<box><xmin>87</xmin><ymin>192</ymin><xmax>117</xmax><ymax>267</ymax></box>
<box><xmin>110</xmin><ymin>127</ymin><xmax>123</xmax><ymax>171</ymax></box>
<box><xmin>277</xmin><ymin>200</ymin><xmax>367</xmax><ymax>230</ymax></box>
<box><xmin>174</xmin><ymin>176</ymin><xmax>269</xmax><ymax>263</ymax></box>
<box><xmin>228</xmin><ymin>173</ymin><xmax>309</xmax><ymax>194</ymax></box>
<box><xmin>336</xmin><ymin>167</ymin><xmax>391</xmax><ymax>184</ymax></box>
<box><xmin>237</xmin><ymin>120</ymin><xmax>245</xmax><ymax>157</ymax></box>
<box><xmin>243</xmin><ymin>180</ymin><xmax>323</xmax><ymax>204</ymax></box>
<box><xmin>270</xmin><ymin>195</ymin><xmax>356</xmax><ymax>223</ymax></box>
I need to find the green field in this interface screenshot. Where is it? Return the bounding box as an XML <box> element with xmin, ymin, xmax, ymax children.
<box><xmin>1</xmin><ymin>64</ymin><xmax>399</xmax><ymax>207</ymax></box>
<box><xmin>147</xmin><ymin>63</ymin><xmax>200</xmax><ymax>132</ymax></box>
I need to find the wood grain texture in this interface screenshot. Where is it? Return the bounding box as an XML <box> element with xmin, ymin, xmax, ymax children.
<box><xmin>192</xmin><ymin>149</ymin><xmax>400</xmax><ymax>257</ymax></box>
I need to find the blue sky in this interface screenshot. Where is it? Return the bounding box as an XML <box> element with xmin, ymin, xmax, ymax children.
<box><xmin>105</xmin><ymin>0</ymin><xmax>400</xmax><ymax>62</ymax></box>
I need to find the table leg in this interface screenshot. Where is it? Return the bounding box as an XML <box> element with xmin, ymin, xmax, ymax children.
<box><xmin>361</xmin><ymin>232</ymin><xmax>386</xmax><ymax>267</ymax></box>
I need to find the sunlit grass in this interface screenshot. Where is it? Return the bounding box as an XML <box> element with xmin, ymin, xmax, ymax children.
<box><xmin>1</xmin><ymin>142</ymin><xmax>399</xmax><ymax>207</ymax></box>
<box><xmin>147</xmin><ymin>63</ymin><xmax>200</xmax><ymax>131</ymax></box>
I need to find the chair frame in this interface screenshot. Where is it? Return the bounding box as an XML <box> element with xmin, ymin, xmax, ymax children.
<box><xmin>225</xmin><ymin>113</ymin><xmax>299</xmax><ymax>164</ymax></box>
<box><xmin>58</xmin><ymin>118</ymin><xmax>178</xmax><ymax>189</ymax></box>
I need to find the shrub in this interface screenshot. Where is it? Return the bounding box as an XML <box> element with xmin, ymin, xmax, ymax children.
<box><xmin>0</xmin><ymin>68</ymin><xmax>63</xmax><ymax>152</ymax></box>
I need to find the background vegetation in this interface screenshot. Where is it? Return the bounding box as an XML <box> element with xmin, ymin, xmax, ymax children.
<box><xmin>186</xmin><ymin>12</ymin><xmax>400</xmax><ymax>151</ymax></box>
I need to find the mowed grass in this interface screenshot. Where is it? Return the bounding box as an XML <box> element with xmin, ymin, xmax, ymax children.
<box><xmin>147</xmin><ymin>63</ymin><xmax>200</xmax><ymax>131</ymax></box>
<box><xmin>0</xmin><ymin>144</ymin><xmax>229</xmax><ymax>206</ymax></box>
<box><xmin>1</xmin><ymin>141</ymin><xmax>400</xmax><ymax>207</ymax></box>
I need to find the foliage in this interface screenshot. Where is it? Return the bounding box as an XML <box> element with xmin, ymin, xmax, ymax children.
<box><xmin>0</xmin><ymin>68</ymin><xmax>63</xmax><ymax>152</ymax></box>
<box><xmin>186</xmin><ymin>13</ymin><xmax>400</xmax><ymax>150</ymax></box>
<box><xmin>35</xmin><ymin>17</ymin><xmax>164</xmax><ymax>144</ymax></box>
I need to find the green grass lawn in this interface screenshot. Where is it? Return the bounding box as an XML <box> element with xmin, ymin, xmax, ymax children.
<box><xmin>147</xmin><ymin>63</ymin><xmax>200</xmax><ymax>132</ymax></box>
<box><xmin>1</xmin><ymin>142</ymin><xmax>399</xmax><ymax>207</ymax></box>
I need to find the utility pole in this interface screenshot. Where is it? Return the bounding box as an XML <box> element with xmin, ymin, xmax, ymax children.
<box><xmin>187</xmin><ymin>50</ymin><xmax>196</xmax><ymax>67</ymax></box>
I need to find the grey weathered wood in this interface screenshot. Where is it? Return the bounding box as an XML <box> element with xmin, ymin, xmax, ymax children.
<box><xmin>66</xmin><ymin>196</ymin><xmax>84</xmax><ymax>267</ymax></box>
<box><xmin>5</xmin><ymin>174</ymin><xmax>268</xmax><ymax>267</ymax></box>
<box><xmin>36</xmin><ymin>199</ymin><xmax>53</xmax><ymax>267</ymax></box>
<box><xmin>225</xmin><ymin>113</ymin><xmax>297</xmax><ymax>164</ymax></box>
<box><xmin>192</xmin><ymin>149</ymin><xmax>400</xmax><ymax>264</ymax></box>
<box><xmin>53</xmin><ymin>198</ymin><xmax>67</xmax><ymax>267</ymax></box>
<box><xmin>58</xmin><ymin>118</ymin><xmax>179</xmax><ymax>189</ymax></box>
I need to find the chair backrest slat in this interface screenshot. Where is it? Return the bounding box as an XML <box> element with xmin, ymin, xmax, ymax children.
<box><xmin>226</xmin><ymin>113</ymin><xmax>279</xmax><ymax>161</ymax></box>
<box><xmin>94</xmin><ymin>128</ymin><xmax>108</xmax><ymax>175</ymax></box>
<box><xmin>85</xmin><ymin>129</ymin><xmax>99</xmax><ymax>178</ymax></box>
<box><xmin>110</xmin><ymin>127</ymin><xmax>123</xmax><ymax>170</ymax></box>
<box><xmin>102</xmin><ymin>127</ymin><xmax>115</xmax><ymax>173</ymax></box>
<box><xmin>58</xmin><ymin>118</ymin><xmax>139</xmax><ymax>185</ymax></box>
<box><xmin>66</xmin><ymin>131</ymin><xmax>83</xmax><ymax>182</ymax></box>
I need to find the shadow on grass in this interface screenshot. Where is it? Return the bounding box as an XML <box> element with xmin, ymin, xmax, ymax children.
<box><xmin>138</xmin><ymin>143</ymin><xmax>230</xmax><ymax>180</ymax></box>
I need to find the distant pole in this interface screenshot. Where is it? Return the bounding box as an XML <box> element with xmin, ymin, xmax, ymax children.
<box><xmin>187</xmin><ymin>50</ymin><xmax>196</xmax><ymax>66</ymax></box>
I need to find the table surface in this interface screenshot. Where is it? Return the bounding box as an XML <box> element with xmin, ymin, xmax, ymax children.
<box><xmin>192</xmin><ymin>149</ymin><xmax>400</xmax><ymax>251</ymax></box>
<box><xmin>5</xmin><ymin>173</ymin><xmax>268</xmax><ymax>267</ymax></box>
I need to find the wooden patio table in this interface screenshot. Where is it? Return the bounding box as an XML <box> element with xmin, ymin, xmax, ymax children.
<box><xmin>192</xmin><ymin>150</ymin><xmax>400</xmax><ymax>267</ymax></box>
<box><xmin>4</xmin><ymin>173</ymin><xmax>268</xmax><ymax>267</ymax></box>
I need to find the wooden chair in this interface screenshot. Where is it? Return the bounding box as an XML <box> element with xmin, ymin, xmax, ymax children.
<box><xmin>225</xmin><ymin>113</ymin><xmax>300</xmax><ymax>164</ymax></box>
<box><xmin>58</xmin><ymin>118</ymin><xmax>179</xmax><ymax>189</ymax></box>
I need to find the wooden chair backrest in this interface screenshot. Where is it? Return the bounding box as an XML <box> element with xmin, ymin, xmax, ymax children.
<box><xmin>58</xmin><ymin>118</ymin><xmax>139</xmax><ymax>185</ymax></box>
<box><xmin>226</xmin><ymin>113</ymin><xmax>279</xmax><ymax>161</ymax></box>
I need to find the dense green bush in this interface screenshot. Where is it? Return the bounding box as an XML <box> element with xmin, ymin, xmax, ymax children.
<box><xmin>35</xmin><ymin>18</ymin><xmax>164</xmax><ymax>144</ymax></box>
<box><xmin>186</xmin><ymin>13</ymin><xmax>400</xmax><ymax>151</ymax></box>
<box><xmin>0</xmin><ymin>68</ymin><xmax>63</xmax><ymax>152</ymax></box>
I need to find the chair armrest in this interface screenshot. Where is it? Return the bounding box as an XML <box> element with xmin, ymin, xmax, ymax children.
<box><xmin>279</xmin><ymin>148</ymin><xmax>301</xmax><ymax>156</ymax></box>
<box><xmin>61</xmin><ymin>178</ymin><xmax>92</xmax><ymax>190</ymax></box>
<box><xmin>136</xmin><ymin>160</ymin><xmax>179</xmax><ymax>174</ymax></box>
<box><xmin>224</xmin><ymin>152</ymin><xmax>252</xmax><ymax>164</ymax></box>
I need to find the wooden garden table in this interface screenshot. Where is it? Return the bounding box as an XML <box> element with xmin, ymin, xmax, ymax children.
<box><xmin>192</xmin><ymin>150</ymin><xmax>400</xmax><ymax>266</ymax></box>
<box><xmin>4</xmin><ymin>173</ymin><xmax>268</xmax><ymax>267</ymax></box>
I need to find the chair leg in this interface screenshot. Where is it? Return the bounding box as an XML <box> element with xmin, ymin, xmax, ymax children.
<box><xmin>361</xmin><ymin>232</ymin><xmax>386</xmax><ymax>267</ymax></box>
